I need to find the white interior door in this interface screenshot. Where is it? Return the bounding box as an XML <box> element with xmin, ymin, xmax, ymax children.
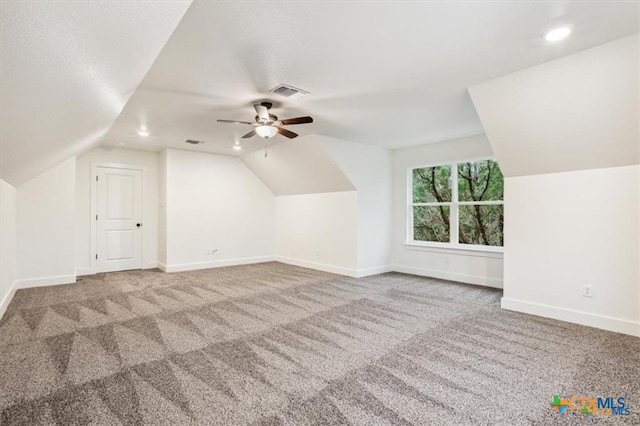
<box><xmin>96</xmin><ymin>167</ymin><xmax>143</xmax><ymax>272</ymax></box>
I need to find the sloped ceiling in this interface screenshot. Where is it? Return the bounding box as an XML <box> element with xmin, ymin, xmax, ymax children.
<box><xmin>2</xmin><ymin>2</ymin><xmax>638</xmax><ymax>186</ymax></box>
<box><xmin>469</xmin><ymin>35</ymin><xmax>639</xmax><ymax>178</ymax></box>
<box><xmin>101</xmin><ymin>1</ymin><xmax>638</xmax><ymax>156</ymax></box>
<box><xmin>240</xmin><ymin>135</ymin><xmax>355</xmax><ymax>196</ymax></box>
<box><xmin>0</xmin><ymin>1</ymin><xmax>191</xmax><ymax>185</ymax></box>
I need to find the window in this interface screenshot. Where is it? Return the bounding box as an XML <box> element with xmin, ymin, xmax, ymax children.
<box><xmin>409</xmin><ymin>159</ymin><xmax>504</xmax><ymax>249</ymax></box>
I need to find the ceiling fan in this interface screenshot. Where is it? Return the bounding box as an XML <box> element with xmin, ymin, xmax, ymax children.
<box><xmin>217</xmin><ymin>102</ymin><xmax>313</xmax><ymax>140</ymax></box>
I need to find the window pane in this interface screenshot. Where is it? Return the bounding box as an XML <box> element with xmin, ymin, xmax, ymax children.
<box><xmin>413</xmin><ymin>165</ymin><xmax>452</xmax><ymax>203</ymax></box>
<box><xmin>413</xmin><ymin>206</ymin><xmax>450</xmax><ymax>242</ymax></box>
<box><xmin>459</xmin><ymin>204</ymin><xmax>503</xmax><ymax>246</ymax></box>
<box><xmin>458</xmin><ymin>160</ymin><xmax>503</xmax><ymax>202</ymax></box>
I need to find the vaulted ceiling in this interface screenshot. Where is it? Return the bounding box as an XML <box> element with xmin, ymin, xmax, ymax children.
<box><xmin>1</xmin><ymin>1</ymin><xmax>638</xmax><ymax>185</ymax></box>
<box><xmin>0</xmin><ymin>1</ymin><xmax>191</xmax><ymax>185</ymax></box>
<box><xmin>470</xmin><ymin>35</ymin><xmax>638</xmax><ymax>177</ymax></box>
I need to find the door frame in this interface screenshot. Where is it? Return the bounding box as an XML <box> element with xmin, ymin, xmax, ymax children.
<box><xmin>90</xmin><ymin>162</ymin><xmax>146</xmax><ymax>274</ymax></box>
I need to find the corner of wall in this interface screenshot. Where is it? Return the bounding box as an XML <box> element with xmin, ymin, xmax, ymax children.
<box><xmin>0</xmin><ymin>280</ymin><xmax>18</xmax><ymax>320</ymax></box>
<box><xmin>17</xmin><ymin>157</ymin><xmax>77</xmax><ymax>287</ymax></box>
<box><xmin>356</xmin><ymin>265</ymin><xmax>393</xmax><ymax>278</ymax></box>
<box><xmin>0</xmin><ymin>178</ymin><xmax>18</xmax><ymax>319</ymax></box>
<box><xmin>163</xmin><ymin>149</ymin><xmax>276</xmax><ymax>269</ymax></box>
<box><xmin>159</xmin><ymin>149</ymin><xmax>168</xmax><ymax>266</ymax></box>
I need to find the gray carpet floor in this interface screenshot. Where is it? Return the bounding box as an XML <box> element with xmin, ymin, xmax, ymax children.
<box><xmin>0</xmin><ymin>262</ymin><xmax>638</xmax><ymax>425</ymax></box>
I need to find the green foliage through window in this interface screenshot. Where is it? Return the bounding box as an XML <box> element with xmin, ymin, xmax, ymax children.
<box><xmin>458</xmin><ymin>160</ymin><xmax>503</xmax><ymax>202</ymax></box>
<box><xmin>412</xmin><ymin>165</ymin><xmax>451</xmax><ymax>203</ymax></box>
<box><xmin>413</xmin><ymin>206</ymin><xmax>450</xmax><ymax>242</ymax></box>
<box><xmin>411</xmin><ymin>159</ymin><xmax>504</xmax><ymax>247</ymax></box>
<box><xmin>459</xmin><ymin>204</ymin><xmax>503</xmax><ymax>246</ymax></box>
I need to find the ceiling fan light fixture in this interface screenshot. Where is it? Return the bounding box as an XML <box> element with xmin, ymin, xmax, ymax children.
<box><xmin>256</xmin><ymin>125</ymin><xmax>278</xmax><ymax>139</ymax></box>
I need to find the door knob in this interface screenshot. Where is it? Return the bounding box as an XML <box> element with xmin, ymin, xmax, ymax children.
<box><xmin>136</xmin><ymin>223</ymin><xmax>142</xmax><ymax>228</ymax></box>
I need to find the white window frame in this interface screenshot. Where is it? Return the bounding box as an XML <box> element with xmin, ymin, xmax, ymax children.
<box><xmin>406</xmin><ymin>157</ymin><xmax>504</xmax><ymax>253</ymax></box>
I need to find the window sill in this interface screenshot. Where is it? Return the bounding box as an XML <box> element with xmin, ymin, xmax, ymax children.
<box><xmin>403</xmin><ymin>242</ymin><xmax>504</xmax><ymax>258</ymax></box>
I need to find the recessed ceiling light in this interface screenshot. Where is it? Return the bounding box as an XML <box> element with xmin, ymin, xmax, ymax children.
<box><xmin>545</xmin><ymin>27</ymin><xmax>571</xmax><ymax>42</ymax></box>
<box><xmin>137</xmin><ymin>129</ymin><xmax>150</xmax><ymax>137</ymax></box>
<box><xmin>233</xmin><ymin>145</ymin><xmax>242</xmax><ymax>151</ymax></box>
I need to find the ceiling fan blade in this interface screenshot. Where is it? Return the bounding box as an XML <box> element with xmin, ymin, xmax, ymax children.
<box><xmin>254</xmin><ymin>104</ymin><xmax>269</xmax><ymax>121</ymax></box>
<box><xmin>242</xmin><ymin>129</ymin><xmax>257</xmax><ymax>139</ymax></box>
<box><xmin>280</xmin><ymin>116</ymin><xmax>313</xmax><ymax>125</ymax></box>
<box><xmin>277</xmin><ymin>127</ymin><xmax>298</xmax><ymax>139</ymax></box>
<box><xmin>217</xmin><ymin>119</ymin><xmax>253</xmax><ymax>125</ymax></box>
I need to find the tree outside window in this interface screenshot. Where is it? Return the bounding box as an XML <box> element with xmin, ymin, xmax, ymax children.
<box><xmin>411</xmin><ymin>159</ymin><xmax>504</xmax><ymax>247</ymax></box>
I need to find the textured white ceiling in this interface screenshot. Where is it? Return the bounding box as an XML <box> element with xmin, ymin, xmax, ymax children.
<box><xmin>0</xmin><ymin>1</ymin><xmax>191</xmax><ymax>185</ymax></box>
<box><xmin>2</xmin><ymin>1</ymin><xmax>638</xmax><ymax>185</ymax></box>
<box><xmin>103</xmin><ymin>1</ymin><xmax>638</xmax><ymax>156</ymax></box>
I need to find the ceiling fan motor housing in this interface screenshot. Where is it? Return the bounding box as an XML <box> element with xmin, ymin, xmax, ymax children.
<box><xmin>255</xmin><ymin>113</ymin><xmax>278</xmax><ymax>124</ymax></box>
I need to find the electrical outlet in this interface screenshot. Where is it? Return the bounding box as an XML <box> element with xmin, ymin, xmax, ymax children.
<box><xmin>206</xmin><ymin>248</ymin><xmax>218</xmax><ymax>256</ymax></box>
<box><xmin>582</xmin><ymin>284</ymin><xmax>593</xmax><ymax>298</ymax></box>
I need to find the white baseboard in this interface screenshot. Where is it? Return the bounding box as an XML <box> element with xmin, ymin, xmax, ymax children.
<box><xmin>501</xmin><ymin>297</ymin><xmax>640</xmax><ymax>337</ymax></box>
<box><xmin>17</xmin><ymin>274</ymin><xmax>76</xmax><ymax>289</ymax></box>
<box><xmin>76</xmin><ymin>268</ymin><xmax>93</xmax><ymax>277</ymax></box>
<box><xmin>275</xmin><ymin>256</ymin><xmax>358</xmax><ymax>277</ymax></box>
<box><xmin>78</xmin><ymin>260</ymin><xmax>159</xmax><ymax>276</ymax></box>
<box><xmin>144</xmin><ymin>261</ymin><xmax>159</xmax><ymax>270</ymax></box>
<box><xmin>163</xmin><ymin>256</ymin><xmax>276</xmax><ymax>273</ymax></box>
<box><xmin>0</xmin><ymin>280</ymin><xmax>18</xmax><ymax>320</ymax></box>
<box><xmin>391</xmin><ymin>264</ymin><xmax>503</xmax><ymax>289</ymax></box>
<box><xmin>356</xmin><ymin>265</ymin><xmax>392</xmax><ymax>278</ymax></box>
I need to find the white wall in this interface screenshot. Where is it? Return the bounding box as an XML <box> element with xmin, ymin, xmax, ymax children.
<box><xmin>321</xmin><ymin>136</ymin><xmax>392</xmax><ymax>275</ymax></box>
<box><xmin>391</xmin><ymin>134</ymin><xmax>504</xmax><ymax>288</ymax></box>
<box><xmin>469</xmin><ymin>35</ymin><xmax>639</xmax><ymax>335</ymax></box>
<box><xmin>502</xmin><ymin>165</ymin><xmax>639</xmax><ymax>336</ymax></box>
<box><xmin>17</xmin><ymin>157</ymin><xmax>76</xmax><ymax>287</ymax></box>
<box><xmin>76</xmin><ymin>147</ymin><xmax>160</xmax><ymax>274</ymax></box>
<box><xmin>0</xmin><ymin>179</ymin><xmax>17</xmax><ymax>317</ymax></box>
<box><xmin>159</xmin><ymin>149</ymin><xmax>167</xmax><ymax>266</ymax></box>
<box><xmin>241</xmin><ymin>134</ymin><xmax>392</xmax><ymax>276</ymax></box>
<box><xmin>163</xmin><ymin>149</ymin><xmax>276</xmax><ymax>272</ymax></box>
<box><xmin>276</xmin><ymin>191</ymin><xmax>358</xmax><ymax>276</ymax></box>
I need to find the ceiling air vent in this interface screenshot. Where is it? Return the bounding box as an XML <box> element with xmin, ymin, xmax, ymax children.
<box><xmin>185</xmin><ymin>139</ymin><xmax>205</xmax><ymax>145</ymax></box>
<box><xmin>269</xmin><ymin>84</ymin><xmax>309</xmax><ymax>100</ymax></box>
